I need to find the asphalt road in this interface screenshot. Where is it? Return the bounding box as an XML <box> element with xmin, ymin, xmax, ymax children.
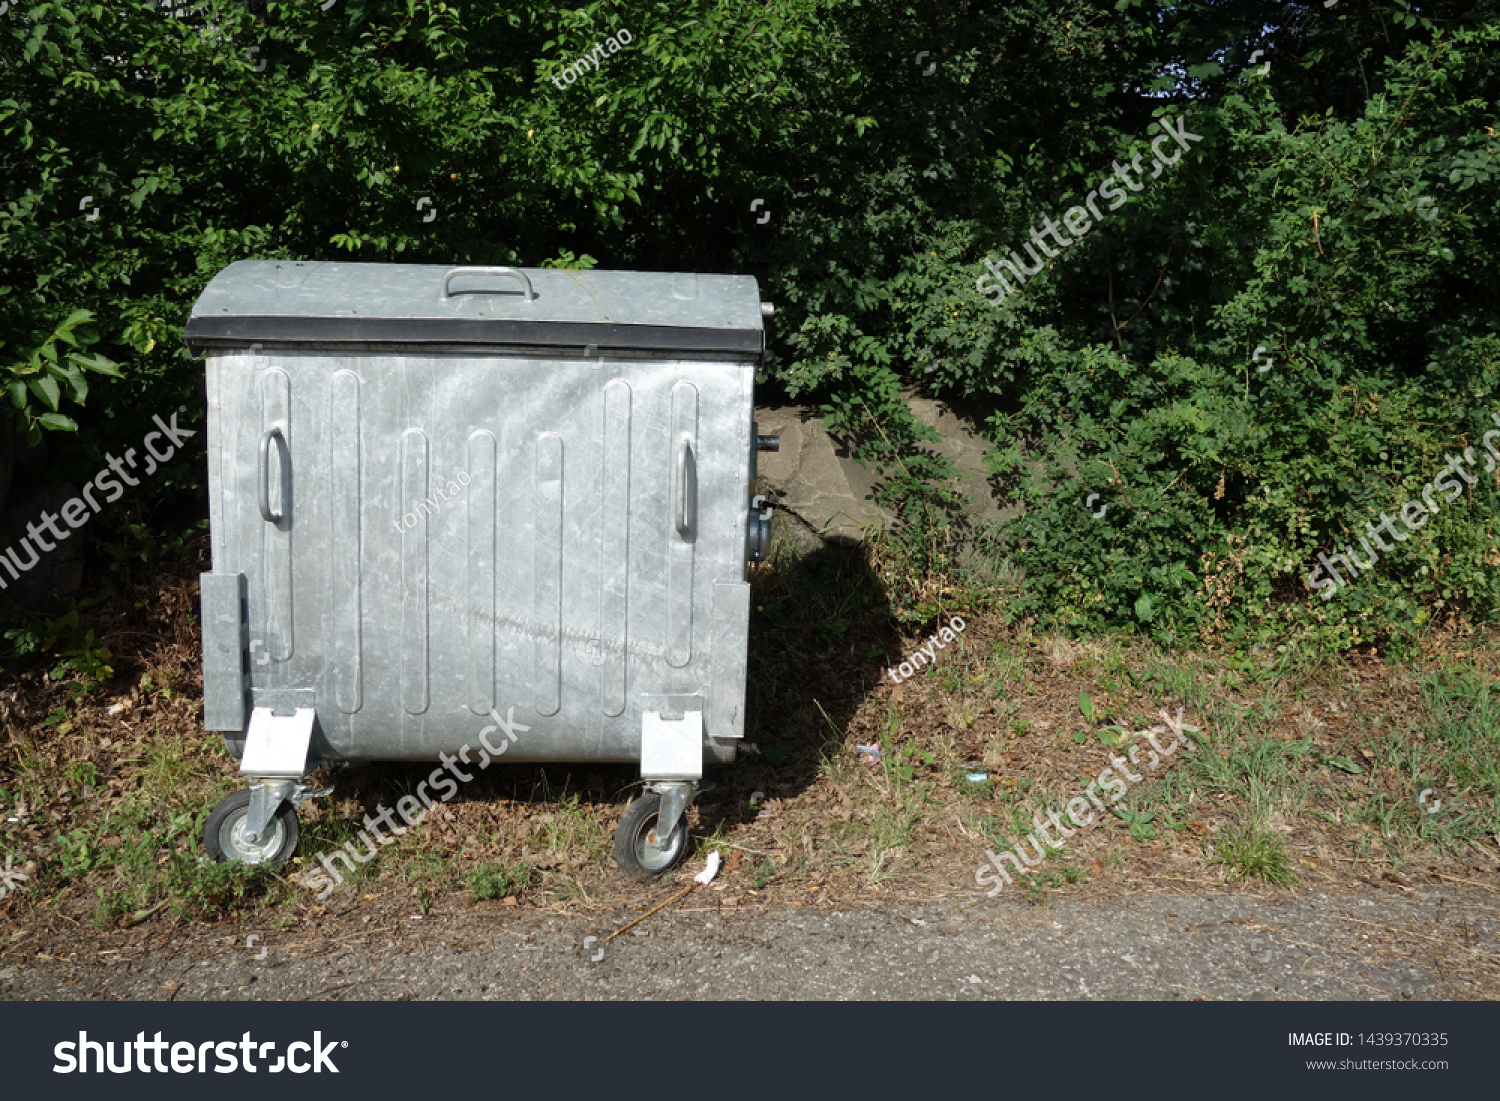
<box><xmin>3</xmin><ymin>886</ymin><xmax>1496</xmax><ymax>1001</ymax></box>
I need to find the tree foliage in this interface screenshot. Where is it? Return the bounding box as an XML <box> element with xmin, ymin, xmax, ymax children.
<box><xmin>1</xmin><ymin>0</ymin><xmax>1496</xmax><ymax>652</ymax></box>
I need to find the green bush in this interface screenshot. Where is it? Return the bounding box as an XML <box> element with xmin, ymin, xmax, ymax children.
<box><xmin>3</xmin><ymin>0</ymin><xmax>1496</xmax><ymax>656</ymax></box>
<box><xmin>758</xmin><ymin>2</ymin><xmax>1500</xmax><ymax>651</ymax></box>
<box><xmin>1</xmin><ymin>308</ymin><xmax>120</xmax><ymax>447</ymax></box>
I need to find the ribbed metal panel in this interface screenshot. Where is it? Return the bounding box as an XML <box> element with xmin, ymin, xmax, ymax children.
<box><xmin>197</xmin><ymin>264</ymin><xmax>762</xmax><ymax>770</ymax></box>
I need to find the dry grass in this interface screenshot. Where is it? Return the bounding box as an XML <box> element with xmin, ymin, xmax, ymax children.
<box><xmin>1</xmin><ymin>522</ymin><xmax>1498</xmax><ymax>959</ymax></box>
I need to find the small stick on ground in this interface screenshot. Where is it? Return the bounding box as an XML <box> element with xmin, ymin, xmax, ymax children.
<box><xmin>604</xmin><ymin>883</ymin><xmax>696</xmax><ymax>943</ymax></box>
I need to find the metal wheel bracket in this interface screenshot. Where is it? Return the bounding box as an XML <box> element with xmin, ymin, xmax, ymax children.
<box><xmin>243</xmin><ymin>779</ymin><xmax>296</xmax><ymax>844</ymax></box>
<box><xmin>290</xmin><ymin>783</ymin><xmax>333</xmax><ymax>807</ymax></box>
<box><xmin>645</xmin><ymin>781</ymin><xmax>696</xmax><ymax>854</ymax></box>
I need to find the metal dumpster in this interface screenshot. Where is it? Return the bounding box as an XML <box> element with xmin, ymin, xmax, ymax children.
<box><xmin>185</xmin><ymin>261</ymin><xmax>777</xmax><ymax>879</ymax></box>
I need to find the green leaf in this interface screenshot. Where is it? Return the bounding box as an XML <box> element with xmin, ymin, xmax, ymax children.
<box><xmin>1078</xmin><ymin>691</ymin><xmax>1097</xmax><ymax>722</ymax></box>
<box><xmin>27</xmin><ymin>376</ymin><xmax>60</xmax><ymax>410</ymax></box>
<box><xmin>58</xmin><ymin>308</ymin><xmax>93</xmax><ymax>332</ymax></box>
<box><xmin>67</xmin><ymin>352</ymin><xmax>122</xmax><ymax>378</ymax></box>
<box><xmin>36</xmin><ymin>412</ymin><xmax>78</xmax><ymax>432</ymax></box>
<box><xmin>60</xmin><ymin>363</ymin><xmax>88</xmax><ymax>403</ymax></box>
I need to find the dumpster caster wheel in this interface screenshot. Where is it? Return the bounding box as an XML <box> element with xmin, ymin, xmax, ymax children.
<box><xmin>613</xmin><ymin>793</ymin><xmax>689</xmax><ymax>882</ymax></box>
<box><xmin>204</xmin><ymin>789</ymin><xmax>300</xmax><ymax>866</ymax></box>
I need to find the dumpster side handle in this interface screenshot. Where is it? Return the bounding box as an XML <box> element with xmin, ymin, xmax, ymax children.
<box><xmin>439</xmin><ymin>266</ymin><xmax>536</xmax><ymax>302</ymax></box>
<box><xmin>675</xmin><ymin>438</ymin><xmax>697</xmax><ymax>539</ymax></box>
<box><xmin>258</xmin><ymin>426</ymin><xmax>286</xmax><ymax>523</ymax></box>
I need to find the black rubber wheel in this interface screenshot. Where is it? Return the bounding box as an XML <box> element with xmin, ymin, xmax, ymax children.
<box><xmin>613</xmin><ymin>792</ymin><xmax>689</xmax><ymax>882</ymax></box>
<box><xmin>204</xmin><ymin>789</ymin><xmax>299</xmax><ymax>866</ymax></box>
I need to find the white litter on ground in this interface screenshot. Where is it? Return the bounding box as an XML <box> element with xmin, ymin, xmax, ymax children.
<box><xmin>694</xmin><ymin>852</ymin><xmax>722</xmax><ymax>886</ymax></box>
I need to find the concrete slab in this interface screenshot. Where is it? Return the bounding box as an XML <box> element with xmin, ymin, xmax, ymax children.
<box><xmin>754</xmin><ymin>397</ymin><xmax>1015</xmax><ymax>546</ymax></box>
<box><xmin>754</xmin><ymin>405</ymin><xmax>883</xmax><ymax>545</ymax></box>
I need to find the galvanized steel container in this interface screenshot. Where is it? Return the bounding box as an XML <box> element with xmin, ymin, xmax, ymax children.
<box><xmin>187</xmin><ymin>261</ymin><xmax>773</xmax><ymax>877</ymax></box>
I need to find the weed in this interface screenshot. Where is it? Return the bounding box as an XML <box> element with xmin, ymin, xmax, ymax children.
<box><xmin>1415</xmin><ymin>670</ymin><xmax>1500</xmax><ymax>837</ymax></box>
<box><xmin>56</xmin><ymin>826</ymin><xmax>109</xmax><ymax>876</ymax></box>
<box><xmin>1078</xmin><ymin>691</ymin><xmax>1099</xmax><ymax>723</ymax></box>
<box><xmin>1139</xmin><ymin>656</ymin><xmax>1210</xmax><ymax>712</ymax></box>
<box><xmin>749</xmin><ymin>856</ymin><xmax>778</xmax><ymax>890</ymax></box>
<box><xmin>1158</xmin><ymin>797</ymin><xmax>1193</xmax><ymax>833</ymax></box>
<box><xmin>138</xmin><ymin>740</ymin><xmax>196</xmax><ymax>806</ymax></box>
<box><xmin>1024</xmin><ymin>872</ymin><xmax>1053</xmax><ymax>899</ymax></box>
<box><xmin>466</xmin><ymin>859</ymin><xmax>533</xmax><ymax>901</ymax></box>
<box><xmin>166</xmin><ymin>859</ymin><xmax>271</xmax><ymax>923</ymax></box>
<box><xmin>881</xmin><ymin>738</ymin><xmax>937</xmax><ymax>784</ymax></box>
<box><xmin>404</xmin><ymin>850</ymin><xmax>457</xmax><ymax>912</ymax></box>
<box><xmin>1110</xmin><ymin>800</ymin><xmax>1158</xmax><ymax>843</ymax></box>
<box><xmin>64</xmin><ymin>761</ymin><xmax>100</xmax><ymax>791</ymax></box>
<box><xmin>986</xmin><ymin>642</ymin><xmax>1024</xmax><ymax>693</ymax></box>
<box><xmin>41</xmin><ymin>601</ymin><xmax>114</xmax><ymax>684</ymax></box>
<box><xmin>1213</xmin><ymin>826</ymin><xmax>1299</xmax><ymax>888</ymax></box>
<box><xmin>861</xmin><ymin>846</ymin><xmax>905</xmax><ymax>887</ymax></box>
<box><xmin>691</xmin><ymin>821</ymin><xmax>731</xmax><ymax>857</ymax></box>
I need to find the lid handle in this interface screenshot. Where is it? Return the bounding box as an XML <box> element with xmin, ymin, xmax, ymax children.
<box><xmin>439</xmin><ymin>266</ymin><xmax>535</xmax><ymax>302</ymax></box>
